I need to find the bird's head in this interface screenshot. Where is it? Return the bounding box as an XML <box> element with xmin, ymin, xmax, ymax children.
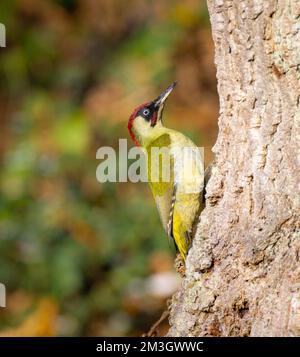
<box><xmin>128</xmin><ymin>82</ymin><xmax>176</xmax><ymax>146</ymax></box>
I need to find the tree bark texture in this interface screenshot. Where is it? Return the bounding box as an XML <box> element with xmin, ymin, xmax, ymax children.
<box><xmin>168</xmin><ymin>0</ymin><xmax>300</xmax><ymax>337</ymax></box>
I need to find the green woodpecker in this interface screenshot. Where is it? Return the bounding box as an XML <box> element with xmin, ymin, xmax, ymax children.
<box><xmin>128</xmin><ymin>82</ymin><xmax>207</xmax><ymax>260</ymax></box>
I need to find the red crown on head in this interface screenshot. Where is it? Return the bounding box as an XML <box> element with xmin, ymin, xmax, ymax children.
<box><xmin>127</xmin><ymin>102</ymin><xmax>149</xmax><ymax>146</ymax></box>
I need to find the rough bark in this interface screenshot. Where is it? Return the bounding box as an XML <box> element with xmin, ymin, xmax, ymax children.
<box><xmin>168</xmin><ymin>0</ymin><xmax>300</xmax><ymax>337</ymax></box>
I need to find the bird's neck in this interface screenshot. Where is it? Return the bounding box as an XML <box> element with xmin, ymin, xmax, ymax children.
<box><xmin>131</xmin><ymin>121</ymin><xmax>169</xmax><ymax>148</ymax></box>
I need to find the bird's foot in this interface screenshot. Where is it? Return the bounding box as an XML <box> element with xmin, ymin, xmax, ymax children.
<box><xmin>174</xmin><ymin>253</ymin><xmax>185</xmax><ymax>277</ymax></box>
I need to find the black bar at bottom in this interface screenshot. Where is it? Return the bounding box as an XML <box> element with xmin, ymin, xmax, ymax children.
<box><xmin>0</xmin><ymin>337</ymin><xmax>299</xmax><ymax>354</ymax></box>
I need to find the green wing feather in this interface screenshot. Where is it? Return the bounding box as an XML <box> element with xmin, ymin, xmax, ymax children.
<box><xmin>146</xmin><ymin>134</ymin><xmax>175</xmax><ymax>236</ymax></box>
<box><xmin>146</xmin><ymin>132</ymin><xmax>210</xmax><ymax>259</ymax></box>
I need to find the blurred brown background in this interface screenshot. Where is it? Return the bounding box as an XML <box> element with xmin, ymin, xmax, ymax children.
<box><xmin>0</xmin><ymin>0</ymin><xmax>218</xmax><ymax>336</ymax></box>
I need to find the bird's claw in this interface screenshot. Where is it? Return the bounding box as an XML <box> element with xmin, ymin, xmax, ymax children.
<box><xmin>174</xmin><ymin>253</ymin><xmax>186</xmax><ymax>277</ymax></box>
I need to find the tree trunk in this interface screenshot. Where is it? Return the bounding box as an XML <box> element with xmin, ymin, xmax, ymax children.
<box><xmin>168</xmin><ymin>0</ymin><xmax>300</xmax><ymax>337</ymax></box>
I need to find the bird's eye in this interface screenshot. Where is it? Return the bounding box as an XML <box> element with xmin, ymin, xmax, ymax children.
<box><xmin>143</xmin><ymin>108</ymin><xmax>150</xmax><ymax>117</ymax></box>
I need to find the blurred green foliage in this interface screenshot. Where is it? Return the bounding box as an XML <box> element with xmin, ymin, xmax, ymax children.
<box><xmin>0</xmin><ymin>0</ymin><xmax>216</xmax><ymax>336</ymax></box>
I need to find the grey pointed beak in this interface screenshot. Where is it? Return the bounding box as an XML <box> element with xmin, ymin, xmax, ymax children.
<box><xmin>153</xmin><ymin>81</ymin><xmax>177</xmax><ymax>110</ymax></box>
<box><xmin>152</xmin><ymin>82</ymin><xmax>176</xmax><ymax>123</ymax></box>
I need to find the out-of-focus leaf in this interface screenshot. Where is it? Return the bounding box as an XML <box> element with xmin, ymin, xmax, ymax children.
<box><xmin>52</xmin><ymin>112</ymin><xmax>90</xmax><ymax>156</ymax></box>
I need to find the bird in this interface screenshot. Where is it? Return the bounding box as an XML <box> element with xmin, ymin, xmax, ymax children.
<box><xmin>128</xmin><ymin>82</ymin><xmax>209</xmax><ymax>262</ymax></box>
